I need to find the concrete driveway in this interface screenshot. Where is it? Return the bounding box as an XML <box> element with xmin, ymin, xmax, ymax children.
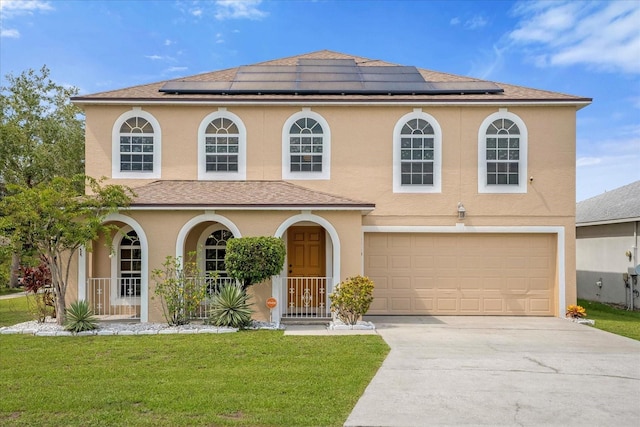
<box><xmin>345</xmin><ymin>316</ymin><xmax>640</xmax><ymax>427</ymax></box>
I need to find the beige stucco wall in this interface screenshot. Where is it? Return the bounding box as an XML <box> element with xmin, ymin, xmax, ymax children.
<box><xmin>81</xmin><ymin>102</ymin><xmax>578</xmax><ymax>318</ymax></box>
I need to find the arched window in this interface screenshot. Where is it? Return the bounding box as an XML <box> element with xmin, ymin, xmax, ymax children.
<box><xmin>198</xmin><ymin>109</ymin><xmax>247</xmax><ymax>180</ymax></box>
<box><xmin>282</xmin><ymin>110</ymin><xmax>331</xmax><ymax>180</ymax></box>
<box><xmin>203</xmin><ymin>228</ymin><xmax>234</xmax><ymax>295</ymax></box>
<box><xmin>112</xmin><ymin>109</ymin><xmax>161</xmax><ymax>179</ymax></box>
<box><xmin>393</xmin><ymin>110</ymin><xmax>442</xmax><ymax>193</ymax></box>
<box><xmin>118</xmin><ymin>230</ymin><xmax>141</xmax><ymax>298</ymax></box>
<box><xmin>478</xmin><ymin>110</ymin><xmax>527</xmax><ymax>193</ymax></box>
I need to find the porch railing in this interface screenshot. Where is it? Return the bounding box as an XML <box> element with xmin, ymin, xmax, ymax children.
<box><xmin>87</xmin><ymin>278</ymin><xmax>141</xmax><ymax>320</ymax></box>
<box><xmin>191</xmin><ymin>276</ymin><xmax>239</xmax><ymax>320</ymax></box>
<box><xmin>282</xmin><ymin>277</ymin><xmax>332</xmax><ymax>319</ymax></box>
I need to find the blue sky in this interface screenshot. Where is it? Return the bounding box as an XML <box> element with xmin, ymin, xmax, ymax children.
<box><xmin>1</xmin><ymin>0</ymin><xmax>638</xmax><ymax>201</ymax></box>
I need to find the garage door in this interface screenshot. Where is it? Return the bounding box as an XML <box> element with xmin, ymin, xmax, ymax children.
<box><xmin>365</xmin><ymin>233</ymin><xmax>556</xmax><ymax>316</ymax></box>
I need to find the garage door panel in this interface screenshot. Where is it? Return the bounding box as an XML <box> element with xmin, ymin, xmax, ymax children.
<box><xmin>365</xmin><ymin>233</ymin><xmax>556</xmax><ymax>316</ymax></box>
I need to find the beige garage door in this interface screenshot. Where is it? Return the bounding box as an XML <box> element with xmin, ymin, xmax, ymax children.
<box><xmin>365</xmin><ymin>233</ymin><xmax>556</xmax><ymax>316</ymax></box>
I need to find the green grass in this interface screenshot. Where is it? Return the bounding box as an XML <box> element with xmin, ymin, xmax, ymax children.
<box><xmin>0</xmin><ymin>296</ymin><xmax>32</xmax><ymax>327</ymax></box>
<box><xmin>0</xmin><ymin>331</ymin><xmax>389</xmax><ymax>426</ymax></box>
<box><xmin>579</xmin><ymin>298</ymin><xmax>640</xmax><ymax>341</ymax></box>
<box><xmin>0</xmin><ymin>287</ymin><xmax>24</xmax><ymax>296</ymax></box>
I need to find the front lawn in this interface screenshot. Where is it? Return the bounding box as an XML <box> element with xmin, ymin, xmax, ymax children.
<box><xmin>0</xmin><ymin>331</ymin><xmax>388</xmax><ymax>426</ymax></box>
<box><xmin>0</xmin><ymin>296</ymin><xmax>31</xmax><ymax>327</ymax></box>
<box><xmin>578</xmin><ymin>298</ymin><xmax>640</xmax><ymax>341</ymax></box>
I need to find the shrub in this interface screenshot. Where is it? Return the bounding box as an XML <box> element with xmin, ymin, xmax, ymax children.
<box><xmin>64</xmin><ymin>300</ymin><xmax>98</xmax><ymax>332</ymax></box>
<box><xmin>21</xmin><ymin>260</ymin><xmax>56</xmax><ymax>322</ymax></box>
<box><xmin>152</xmin><ymin>253</ymin><xmax>208</xmax><ymax>326</ymax></box>
<box><xmin>330</xmin><ymin>276</ymin><xmax>375</xmax><ymax>325</ymax></box>
<box><xmin>208</xmin><ymin>284</ymin><xmax>253</xmax><ymax>329</ymax></box>
<box><xmin>566</xmin><ymin>304</ymin><xmax>587</xmax><ymax>319</ymax></box>
<box><xmin>225</xmin><ymin>237</ymin><xmax>286</xmax><ymax>290</ymax></box>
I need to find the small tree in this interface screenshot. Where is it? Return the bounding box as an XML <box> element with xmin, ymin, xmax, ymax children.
<box><xmin>21</xmin><ymin>260</ymin><xmax>55</xmax><ymax>322</ymax></box>
<box><xmin>224</xmin><ymin>237</ymin><xmax>286</xmax><ymax>290</ymax></box>
<box><xmin>0</xmin><ymin>176</ymin><xmax>133</xmax><ymax>325</ymax></box>
<box><xmin>151</xmin><ymin>253</ymin><xmax>208</xmax><ymax>326</ymax></box>
<box><xmin>330</xmin><ymin>276</ymin><xmax>375</xmax><ymax>325</ymax></box>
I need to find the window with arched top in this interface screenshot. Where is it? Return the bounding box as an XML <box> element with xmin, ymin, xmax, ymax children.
<box><xmin>282</xmin><ymin>110</ymin><xmax>331</xmax><ymax>180</ymax></box>
<box><xmin>478</xmin><ymin>110</ymin><xmax>527</xmax><ymax>193</ymax></box>
<box><xmin>112</xmin><ymin>109</ymin><xmax>161</xmax><ymax>179</ymax></box>
<box><xmin>393</xmin><ymin>110</ymin><xmax>442</xmax><ymax>193</ymax></box>
<box><xmin>198</xmin><ymin>110</ymin><xmax>246</xmax><ymax>180</ymax></box>
<box><xmin>118</xmin><ymin>230</ymin><xmax>141</xmax><ymax>298</ymax></box>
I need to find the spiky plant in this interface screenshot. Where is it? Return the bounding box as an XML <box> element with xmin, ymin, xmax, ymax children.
<box><xmin>209</xmin><ymin>284</ymin><xmax>253</xmax><ymax>329</ymax></box>
<box><xmin>64</xmin><ymin>300</ymin><xmax>98</xmax><ymax>333</ymax></box>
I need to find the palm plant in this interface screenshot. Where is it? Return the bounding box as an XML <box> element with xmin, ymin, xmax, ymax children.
<box><xmin>208</xmin><ymin>284</ymin><xmax>253</xmax><ymax>329</ymax></box>
<box><xmin>64</xmin><ymin>300</ymin><xmax>98</xmax><ymax>332</ymax></box>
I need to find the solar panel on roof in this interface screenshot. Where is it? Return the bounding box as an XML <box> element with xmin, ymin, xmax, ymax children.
<box><xmin>158</xmin><ymin>58</ymin><xmax>504</xmax><ymax>95</ymax></box>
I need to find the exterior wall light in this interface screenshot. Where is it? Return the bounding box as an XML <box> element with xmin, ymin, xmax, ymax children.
<box><xmin>457</xmin><ymin>202</ymin><xmax>466</xmax><ymax>220</ymax></box>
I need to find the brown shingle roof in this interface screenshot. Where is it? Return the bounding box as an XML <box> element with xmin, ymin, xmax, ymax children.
<box><xmin>72</xmin><ymin>50</ymin><xmax>591</xmax><ymax>104</ymax></box>
<box><xmin>129</xmin><ymin>180</ymin><xmax>375</xmax><ymax>209</ymax></box>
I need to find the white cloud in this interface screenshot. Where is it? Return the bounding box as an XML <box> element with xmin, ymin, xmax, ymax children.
<box><xmin>1</xmin><ymin>28</ymin><xmax>20</xmax><ymax>38</ymax></box>
<box><xmin>576</xmin><ymin>157</ymin><xmax>602</xmax><ymax>167</ymax></box>
<box><xmin>449</xmin><ymin>15</ymin><xmax>487</xmax><ymax>29</ymax></box>
<box><xmin>145</xmin><ymin>55</ymin><xmax>176</xmax><ymax>62</ymax></box>
<box><xmin>191</xmin><ymin>8</ymin><xmax>202</xmax><ymax>17</ymax></box>
<box><xmin>0</xmin><ymin>0</ymin><xmax>53</xmax><ymax>17</ymax></box>
<box><xmin>215</xmin><ymin>0</ymin><xmax>267</xmax><ymax>20</ymax></box>
<box><xmin>465</xmin><ymin>15</ymin><xmax>488</xmax><ymax>30</ymax></box>
<box><xmin>164</xmin><ymin>39</ymin><xmax>175</xmax><ymax>46</ymax></box>
<box><xmin>165</xmin><ymin>66</ymin><xmax>188</xmax><ymax>73</ymax></box>
<box><xmin>509</xmin><ymin>1</ymin><xmax>640</xmax><ymax>74</ymax></box>
<box><xmin>0</xmin><ymin>0</ymin><xmax>52</xmax><ymax>38</ymax></box>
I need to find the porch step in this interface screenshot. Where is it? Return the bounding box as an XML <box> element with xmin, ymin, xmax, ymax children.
<box><xmin>280</xmin><ymin>318</ymin><xmax>331</xmax><ymax>326</ymax></box>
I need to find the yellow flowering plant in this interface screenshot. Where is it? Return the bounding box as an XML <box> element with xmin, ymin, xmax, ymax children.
<box><xmin>566</xmin><ymin>304</ymin><xmax>587</xmax><ymax>319</ymax></box>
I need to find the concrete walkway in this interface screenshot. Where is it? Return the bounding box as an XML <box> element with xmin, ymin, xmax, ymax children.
<box><xmin>345</xmin><ymin>316</ymin><xmax>640</xmax><ymax>427</ymax></box>
<box><xmin>0</xmin><ymin>291</ymin><xmax>26</xmax><ymax>300</ymax></box>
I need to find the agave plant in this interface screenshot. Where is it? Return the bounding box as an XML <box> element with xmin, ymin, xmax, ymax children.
<box><xmin>64</xmin><ymin>300</ymin><xmax>99</xmax><ymax>333</ymax></box>
<box><xmin>209</xmin><ymin>284</ymin><xmax>253</xmax><ymax>329</ymax></box>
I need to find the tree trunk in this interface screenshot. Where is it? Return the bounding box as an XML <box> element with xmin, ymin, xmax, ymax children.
<box><xmin>9</xmin><ymin>251</ymin><xmax>20</xmax><ymax>288</ymax></box>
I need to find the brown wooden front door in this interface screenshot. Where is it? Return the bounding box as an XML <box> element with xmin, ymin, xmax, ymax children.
<box><xmin>287</xmin><ymin>226</ymin><xmax>327</xmax><ymax>313</ymax></box>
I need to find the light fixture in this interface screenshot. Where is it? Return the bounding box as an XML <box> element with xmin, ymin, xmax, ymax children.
<box><xmin>457</xmin><ymin>202</ymin><xmax>466</xmax><ymax>220</ymax></box>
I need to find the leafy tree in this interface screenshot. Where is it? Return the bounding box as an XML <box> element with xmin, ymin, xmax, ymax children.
<box><xmin>0</xmin><ymin>176</ymin><xmax>133</xmax><ymax>325</ymax></box>
<box><xmin>0</xmin><ymin>66</ymin><xmax>85</xmax><ymax>287</ymax></box>
<box><xmin>225</xmin><ymin>237</ymin><xmax>286</xmax><ymax>290</ymax></box>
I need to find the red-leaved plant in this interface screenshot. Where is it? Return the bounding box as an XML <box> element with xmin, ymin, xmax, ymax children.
<box><xmin>21</xmin><ymin>260</ymin><xmax>56</xmax><ymax>322</ymax></box>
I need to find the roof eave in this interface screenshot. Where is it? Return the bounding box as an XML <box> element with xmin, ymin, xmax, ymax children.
<box><xmin>577</xmin><ymin>217</ymin><xmax>640</xmax><ymax>227</ymax></box>
<box><xmin>128</xmin><ymin>204</ymin><xmax>375</xmax><ymax>212</ymax></box>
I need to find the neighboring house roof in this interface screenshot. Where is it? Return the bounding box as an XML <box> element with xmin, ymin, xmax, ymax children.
<box><xmin>576</xmin><ymin>180</ymin><xmax>640</xmax><ymax>225</ymax></box>
<box><xmin>72</xmin><ymin>50</ymin><xmax>591</xmax><ymax>105</ymax></box>
<box><xmin>128</xmin><ymin>180</ymin><xmax>375</xmax><ymax>210</ymax></box>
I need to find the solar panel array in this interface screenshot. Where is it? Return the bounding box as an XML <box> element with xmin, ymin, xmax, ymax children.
<box><xmin>160</xmin><ymin>59</ymin><xmax>504</xmax><ymax>95</ymax></box>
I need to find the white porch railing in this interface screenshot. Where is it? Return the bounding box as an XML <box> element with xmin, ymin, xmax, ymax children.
<box><xmin>282</xmin><ymin>277</ymin><xmax>331</xmax><ymax>318</ymax></box>
<box><xmin>191</xmin><ymin>276</ymin><xmax>239</xmax><ymax>320</ymax></box>
<box><xmin>87</xmin><ymin>278</ymin><xmax>140</xmax><ymax>320</ymax></box>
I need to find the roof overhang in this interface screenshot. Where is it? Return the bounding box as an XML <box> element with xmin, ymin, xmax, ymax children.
<box><xmin>576</xmin><ymin>217</ymin><xmax>640</xmax><ymax>227</ymax></box>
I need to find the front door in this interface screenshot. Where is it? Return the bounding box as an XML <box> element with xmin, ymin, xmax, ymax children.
<box><xmin>287</xmin><ymin>226</ymin><xmax>327</xmax><ymax>315</ymax></box>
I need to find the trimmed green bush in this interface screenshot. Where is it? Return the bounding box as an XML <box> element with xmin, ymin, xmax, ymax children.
<box><xmin>330</xmin><ymin>275</ymin><xmax>375</xmax><ymax>325</ymax></box>
<box><xmin>208</xmin><ymin>284</ymin><xmax>253</xmax><ymax>329</ymax></box>
<box><xmin>64</xmin><ymin>300</ymin><xmax>98</xmax><ymax>332</ymax></box>
<box><xmin>225</xmin><ymin>236</ymin><xmax>286</xmax><ymax>289</ymax></box>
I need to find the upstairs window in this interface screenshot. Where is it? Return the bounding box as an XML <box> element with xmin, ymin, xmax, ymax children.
<box><xmin>198</xmin><ymin>109</ymin><xmax>246</xmax><ymax>180</ymax></box>
<box><xmin>282</xmin><ymin>110</ymin><xmax>331</xmax><ymax>180</ymax></box>
<box><xmin>478</xmin><ymin>110</ymin><xmax>527</xmax><ymax>194</ymax></box>
<box><xmin>112</xmin><ymin>109</ymin><xmax>161</xmax><ymax>179</ymax></box>
<box><xmin>393</xmin><ymin>110</ymin><xmax>442</xmax><ymax>193</ymax></box>
<box><xmin>119</xmin><ymin>117</ymin><xmax>154</xmax><ymax>172</ymax></box>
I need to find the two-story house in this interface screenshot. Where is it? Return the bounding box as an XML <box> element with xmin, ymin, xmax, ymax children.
<box><xmin>69</xmin><ymin>50</ymin><xmax>590</xmax><ymax>323</ymax></box>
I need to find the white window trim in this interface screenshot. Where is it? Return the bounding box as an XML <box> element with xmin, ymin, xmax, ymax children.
<box><xmin>197</xmin><ymin>108</ymin><xmax>247</xmax><ymax>181</ymax></box>
<box><xmin>111</xmin><ymin>108</ymin><xmax>162</xmax><ymax>179</ymax></box>
<box><xmin>282</xmin><ymin>109</ymin><xmax>331</xmax><ymax>180</ymax></box>
<box><xmin>393</xmin><ymin>109</ymin><xmax>442</xmax><ymax>193</ymax></box>
<box><xmin>478</xmin><ymin>109</ymin><xmax>528</xmax><ymax>194</ymax></box>
<box><xmin>110</xmin><ymin>226</ymin><xmax>142</xmax><ymax>306</ymax></box>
